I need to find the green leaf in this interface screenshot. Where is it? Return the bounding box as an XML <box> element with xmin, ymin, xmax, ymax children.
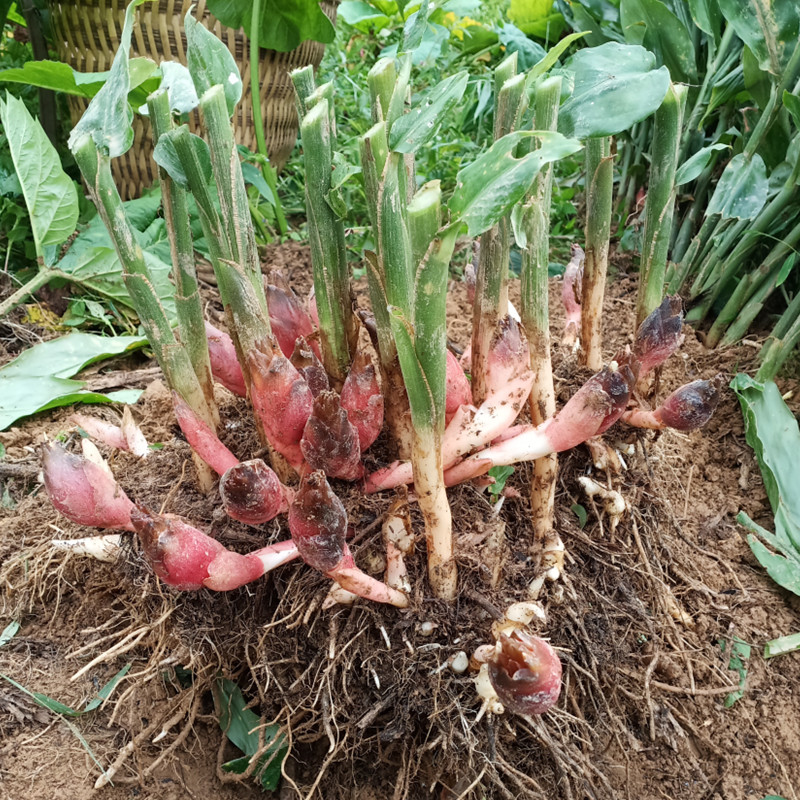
<box><xmin>207</xmin><ymin>0</ymin><xmax>334</xmax><ymax>52</ymax></box>
<box><xmin>717</xmin><ymin>0</ymin><xmax>799</xmax><ymax>76</ymax></box>
<box><xmin>185</xmin><ymin>9</ymin><xmax>242</xmax><ymax>116</ymax></box>
<box><xmin>719</xmin><ymin>635</ymin><xmax>750</xmax><ymax>707</ymax></box>
<box><xmin>763</xmin><ymin>632</ymin><xmax>800</xmax><ymax>659</ymax></box>
<box><xmin>214</xmin><ymin>679</ymin><xmax>287</xmax><ymax>791</ymax></box>
<box><xmin>620</xmin><ymin>0</ymin><xmax>697</xmax><ymax>83</ymax></box>
<box><xmin>488</xmin><ymin>465</ymin><xmax>515</xmax><ymax>497</ymax></box>
<box><xmin>338</xmin><ymin>0</ymin><xmax>390</xmax><ymax>32</ymax></box>
<box><xmin>82</xmin><ymin>664</ymin><xmax>132</xmax><ymax>713</ymax></box>
<box><xmin>403</xmin><ymin>1</ymin><xmax>430</xmax><ymax>51</ymax></box>
<box><xmin>0</xmin><ymin>60</ymin><xmax>95</xmax><ymax>97</ymax></box>
<box><xmin>558</xmin><ymin>42</ymin><xmax>671</xmax><ymax>138</ymax></box>
<box><xmin>688</xmin><ymin>0</ymin><xmax>722</xmax><ymax>41</ymax></box>
<box><xmin>449</xmin><ymin>130</ymin><xmax>582</xmax><ymax>236</ymax></box>
<box><xmin>0</xmin><ymin>333</ymin><xmax>147</xmax><ymax>430</ymax></box>
<box><xmin>0</xmin><ymin>621</ymin><xmax>19</xmax><ymax>647</ymax></box>
<box><xmin>0</xmin><ymin>94</ymin><xmax>79</xmax><ymax>256</ymax></box>
<box><xmin>498</xmin><ymin>23</ymin><xmax>547</xmax><ymax>71</ymax></box>
<box><xmin>388</xmin><ymin>72</ymin><xmax>469</xmax><ymax>154</ymax></box>
<box><xmin>570</xmin><ymin>503</ymin><xmax>588</xmax><ymax>529</ymax></box>
<box><xmin>775</xmin><ymin>253</ymin><xmax>795</xmax><ymax>289</ymax></box>
<box><xmin>528</xmin><ymin>31</ymin><xmax>588</xmax><ymax>82</ymax></box>
<box><xmin>706</xmin><ymin>153</ymin><xmax>768</xmax><ymax>219</ymax></box>
<box><xmin>68</xmin><ymin>0</ymin><xmax>148</xmax><ymax>158</ymax></box>
<box><xmin>153</xmin><ymin>127</ymin><xmax>213</xmax><ymax>190</ymax></box>
<box><xmin>159</xmin><ymin>62</ymin><xmax>199</xmax><ymax>115</ymax></box>
<box><xmin>783</xmin><ymin>90</ymin><xmax>800</xmax><ymax>131</ymax></box>
<box><xmin>731</xmin><ymin>374</ymin><xmax>800</xmax><ymax>596</ymax></box>
<box><xmin>508</xmin><ymin>0</ymin><xmax>565</xmax><ymax>39</ymax></box>
<box><xmin>675</xmin><ymin>142</ymin><xmax>729</xmax><ymax>185</ymax></box>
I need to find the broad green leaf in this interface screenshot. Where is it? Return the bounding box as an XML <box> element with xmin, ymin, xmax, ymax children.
<box><xmin>675</xmin><ymin>142</ymin><xmax>729</xmax><ymax>185</ymax></box>
<box><xmin>784</xmin><ymin>90</ymin><xmax>800</xmax><ymax>131</ymax></box>
<box><xmin>498</xmin><ymin>23</ymin><xmax>547</xmax><ymax>71</ymax></box>
<box><xmin>214</xmin><ymin>679</ymin><xmax>286</xmax><ymax>791</ymax></box>
<box><xmin>558</xmin><ymin>42</ymin><xmax>670</xmax><ymax>138</ymax></box>
<box><xmin>338</xmin><ymin>0</ymin><xmax>390</xmax><ymax>32</ymax></box>
<box><xmin>206</xmin><ymin>0</ymin><xmax>334</xmax><ymax>51</ymax></box>
<box><xmin>185</xmin><ymin>10</ymin><xmax>242</xmax><ymax>116</ymax></box>
<box><xmin>0</xmin><ymin>333</ymin><xmax>147</xmax><ymax>430</ymax></box>
<box><xmin>153</xmin><ymin>127</ymin><xmax>213</xmax><ymax>190</ymax></box>
<box><xmin>528</xmin><ymin>31</ymin><xmax>588</xmax><ymax>82</ymax></box>
<box><xmin>0</xmin><ymin>60</ymin><xmax>95</xmax><ymax>97</ymax></box>
<box><xmin>241</xmin><ymin>162</ymin><xmax>275</xmax><ymax>204</ymax></box>
<box><xmin>706</xmin><ymin>153</ymin><xmax>768</xmax><ymax>219</ymax></box>
<box><xmin>388</xmin><ymin>72</ymin><xmax>469</xmax><ymax>153</ymax></box>
<box><xmin>731</xmin><ymin>374</ymin><xmax>800</xmax><ymax>596</ymax></box>
<box><xmin>620</xmin><ymin>0</ymin><xmax>697</xmax><ymax>83</ymax></box>
<box><xmin>0</xmin><ymin>94</ymin><xmax>78</xmax><ymax>255</ymax></box>
<box><xmin>508</xmin><ymin>0</ymin><xmax>565</xmax><ymax>39</ymax></box>
<box><xmin>488</xmin><ymin>465</ymin><xmax>515</xmax><ymax>497</ymax></box>
<box><xmin>403</xmin><ymin>0</ymin><xmax>430</xmax><ymax>51</ymax></box>
<box><xmin>688</xmin><ymin>0</ymin><xmax>722</xmax><ymax>42</ymax></box>
<box><xmin>449</xmin><ymin>130</ymin><xmax>582</xmax><ymax>236</ymax></box>
<box><xmin>775</xmin><ymin>253</ymin><xmax>795</xmax><ymax>289</ymax></box>
<box><xmin>68</xmin><ymin>0</ymin><xmax>147</xmax><ymax>158</ymax></box>
<box><xmin>717</xmin><ymin>0</ymin><xmax>799</xmax><ymax>76</ymax></box>
<box><xmin>159</xmin><ymin>62</ymin><xmax>199</xmax><ymax>115</ymax></box>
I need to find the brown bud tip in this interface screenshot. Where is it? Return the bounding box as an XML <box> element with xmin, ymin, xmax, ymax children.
<box><xmin>220</xmin><ymin>459</ymin><xmax>288</xmax><ymax>525</ymax></box>
<box><xmin>205</xmin><ymin>321</ymin><xmax>246</xmax><ymax>397</ymax></box>
<box><xmin>290</xmin><ymin>337</ymin><xmax>330</xmax><ymax>397</ymax></box>
<box><xmin>41</xmin><ymin>443</ymin><xmax>134</xmax><ymax>530</ymax></box>
<box><xmin>301</xmin><ymin>391</ymin><xmax>363</xmax><ymax>480</ymax></box>
<box><xmin>633</xmin><ymin>295</ymin><xmax>684</xmax><ymax>375</ymax></box>
<box><xmin>267</xmin><ymin>270</ymin><xmax>314</xmax><ymax>357</ymax></box>
<box><xmin>596</xmin><ymin>362</ymin><xmax>637</xmax><ymax>434</ymax></box>
<box><xmin>288</xmin><ymin>471</ymin><xmax>347</xmax><ymax>573</ymax></box>
<box><xmin>341</xmin><ymin>351</ymin><xmax>384</xmax><ymax>451</ymax></box>
<box><xmin>445</xmin><ymin>350</ymin><xmax>472</xmax><ymax>424</ymax></box>
<box><xmin>130</xmin><ymin>506</ymin><xmax>226</xmax><ymax>590</ymax></box>
<box><xmin>488</xmin><ymin>630</ymin><xmax>562</xmax><ymax>716</ymax></box>
<box><xmin>657</xmin><ymin>376</ymin><xmax>722</xmax><ymax>431</ymax></box>
<box><xmin>249</xmin><ymin>350</ymin><xmax>313</xmax><ymax>466</ymax></box>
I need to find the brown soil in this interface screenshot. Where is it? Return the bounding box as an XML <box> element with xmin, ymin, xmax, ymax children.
<box><xmin>1</xmin><ymin>243</ymin><xmax>799</xmax><ymax>800</ymax></box>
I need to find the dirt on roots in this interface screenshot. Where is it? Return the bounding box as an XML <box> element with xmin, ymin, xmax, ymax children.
<box><xmin>1</xmin><ymin>243</ymin><xmax>799</xmax><ymax>800</ymax></box>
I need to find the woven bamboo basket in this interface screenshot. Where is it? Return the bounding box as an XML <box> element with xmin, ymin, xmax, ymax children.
<box><xmin>49</xmin><ymin>0</ymin><xmax>333</xmax><ymax>199</ymax></box>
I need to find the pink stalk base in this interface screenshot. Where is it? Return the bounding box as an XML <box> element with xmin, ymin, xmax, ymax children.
<box><xmin>205</xmin><ymin>321</ymin><xmax>247</xmax><ymax>397</ymax></box>
<box><xmin>42</xmin><ymin>443</ymin><xmax>135</xmax><ymax>531</ymax></box>
<box><xmin>561</xmin><ymin>243</ymin><xmax>584</xmax><ymax>348</ymax></box>
<box><xmin>327</xmin><ymin>546</ymin><xmax>409</xmax><ymax>607</ymax></box>
<box><xmin>71</xmin><ymin>414</ymin><xmax>128</xmax><ymax>451</ymax></box>
<box><xmin>131</xmin><ymin>505</ymin><xmax>298</xmax><ymax>591</ymax></box>
<box><xmin>366</xmin><ymin>317</ymin><xmax>533</xmax><ymax>493</ymax></box>
<box><xmin>172</xmin><ymin>392</ymin><xmax>239</xmax><ymax>476</ymax></box>
<box><xmin>220</xmin><ymin>459</ymin><xmax>292</xmax><ymax>524</ymax></box>
<box><xmin>488</xmin><ymin>630</ymin><xmax>562</xmax><ymax>716</ymax></box>
<box><xmin>249</xmin><ymin>350</ymin><xmax>313</xmax><ymax>469</ymax></box>
<box><xmin>340</xmin><ymin>350</ymin><xmax>384</xmax><ymax>451</ymax></box>
<box><xmin>267</xmin><ymin>271</ymin><xmax>316</xmax><ymax>358</ymax></box>
<box><xmin>445</xmin><ymin>350</ymin><xmax>472</xmax><ymax>425</ymax></box>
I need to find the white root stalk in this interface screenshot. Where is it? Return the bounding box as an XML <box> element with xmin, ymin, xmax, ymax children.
<box><xmin>383</xmin><ymin>502</ymin><xmax>413</xmax><ymax>594</ymax></box>
<box><xmin>52</xmin><ymin>534</ymin><xmax>123</xmax><ymax>562</ymax></box>
<box><xmin>122</xmin><ymin>406</ymin><xmax>149</xmax><ymax>457</ymax></box>
<box><xmin>578</xmin><ymin>476</ymin><xmax>629</xmax><ymax>533</ymax></box>
<box><xmin>322</xmin><ymin>584</ymin><xmax>358</xmax><ymax>609</ymax></box>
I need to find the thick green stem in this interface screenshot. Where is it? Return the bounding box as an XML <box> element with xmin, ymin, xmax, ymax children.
<box><xmin>471</xmin><ymin>62</ymin><xmax>526</xmax><ymax>404</ymax></box>
<box><xmin>148</xmin><ymin>90</ymin><xmax>217</xmax><ymax>425</ymax></box>
<box><xmin>368</xmin><ymin>58</ymin><xmax>396</xmax><ymax>124</ymax></box>
<box><xmin>249</xmin><ymin>0</ymin><xmax>287</xmax><ymax>235</ymax></box>
<box><xmin>0</xmin><ymin>267</ymin><xmax>66</xmax><ymax>319</ymax></box>
<box><xmin>72</xmin><ymin>136</ymin><xmax>213</xmax><ymax>425</ymax></box>
<box><xmin>521</xmin><ymin>75</ymin><xmax>561</xmax><ymax>550</ymax></box>
<box><xmin>580</xmin><ymin>136</ymin><xmax>614</xmax><ymax>370</ymax></box>
<box><xmin>757</xmin><ymin>290</ymin><xmax>800</xmax><ymax>381</ymax></box>
<box><xmin>200</xmin><ymin>85</ymin><xmax>268</xmax><ymax>319</ymax></box>
<box><xmin>636</xmin><ymin>83</ymin><xmax>687</xmax><ymax>328</ymax></box>
<box><xmin>300</xmin><ymin>100</ymin><xmax>356</xmax><ymax>383</ymax></box>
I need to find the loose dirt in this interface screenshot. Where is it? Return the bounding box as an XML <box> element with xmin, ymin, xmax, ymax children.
<box><xmin>1</xmin><ymin>243</ymin><xmax>799</xmax><ymax>800</ymax></box>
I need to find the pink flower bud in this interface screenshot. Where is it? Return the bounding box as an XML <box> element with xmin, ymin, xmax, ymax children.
<box><xmin>220</xmin><ymin>459</ymin><xmax>291</xmax><ymax>525</ymax></box>
<box><xmin>248</xmin><ymin>350</ymin><xmax>313</xmax><ymax>469</ymax></box>
<box><xmin>130</xmin><ymin>507</ymin><xmax>263</xmax><ymax>591</ymax></box>
<box><xmin>172</xmin><ymin>392</ymin><xmax>239</xmax><ymax>476</ymax></box>
<box><xmin>288</xmin><ymin>471</ymin><xmax>347</xmax><ymax>573</ymax></box>
<box><xmin>633</xmin><ymin>295</ymin><xmax>684</xmax><ymax>375</ymax></box>
<box><xmin>445</xmin><ymin>349</ymin><xmax>472</xmax><ymax>424</ymax></box>
<box><xmin>656</xmin><ymin>377</ymin><xmax>722</xmax><ymax>431</ymax></box>
<box><xmin>267</xmin><ymin>271</ymin><xmax>315</xmax><ymax>357</ymax></box>
<box><xmin>205</xmin><ymin>321</ymin><xmax>247</xmax><ymax>397</ymax></box>
<box><xmin>290</xmin><ymin>337</ymin><xmax>330</xmax><ymax>397</ymax></box>
<box><xmin>301</xmin><ymin>391</ymin><xmax>363</xmax><ymax>480</ymax></box>
<box><xmin>488</xmin><ymin>630</ymin><xmax>562</xmax><ymax>716</ymax></box>
<box><xmin>42</xmin><ymin>443</ymin><xmax>135</xmax><ymax>531</ymax></box>
<box><xmin>341</xmin><ymin>350</ymin><xmax>384</xmax><ymax>451</ymax></box>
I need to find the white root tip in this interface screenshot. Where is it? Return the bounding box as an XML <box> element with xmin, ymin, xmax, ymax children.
<box><xmin>52</xmin><ymin>534</ymin><xmax>123</xmax><ymax>562</ymax></box>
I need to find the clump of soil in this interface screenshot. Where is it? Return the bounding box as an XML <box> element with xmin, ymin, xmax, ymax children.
<box><xmin>1</xmin><ymin>244</ymin><xmax>799</xmax><ymax>800</ymax></box>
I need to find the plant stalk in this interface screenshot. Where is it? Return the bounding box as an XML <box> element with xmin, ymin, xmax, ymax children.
<box><xmin>0</xmin><ymin>267</ymin><xmax>67</xmax><ymax>319</ymax></box>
